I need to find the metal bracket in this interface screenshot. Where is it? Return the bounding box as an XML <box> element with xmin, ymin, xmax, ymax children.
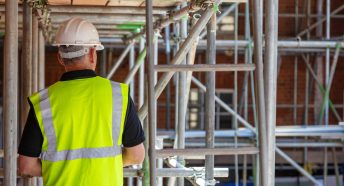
<box><xmin>205</xmin><ymin>179</ymin><xmax>218</xmax><ymax>185</ymax></box>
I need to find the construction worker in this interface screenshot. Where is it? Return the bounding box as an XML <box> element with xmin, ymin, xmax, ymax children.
<box><xmin>18</xmin><ymin>17</ymin><xmax>145</xmax><ymax>185</ymax></box>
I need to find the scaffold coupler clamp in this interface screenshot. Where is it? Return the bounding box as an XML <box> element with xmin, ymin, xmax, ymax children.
<box><xmin>205</xmin><ymin>179</ymin><xmax>218</xmax><ymax>186</ymax></box>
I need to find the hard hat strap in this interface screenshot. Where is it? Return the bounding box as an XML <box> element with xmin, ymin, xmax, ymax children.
<box><xmin>59</xmin><ymin>48</ymin><xmax>90</xmax><ymax>59</ymax></box>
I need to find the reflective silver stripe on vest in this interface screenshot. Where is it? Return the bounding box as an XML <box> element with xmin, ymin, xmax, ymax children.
<box><xmin>39</xmin><ymin>89</ymin><xmax>57</xmax><ymax>152</ymax></box>
<box><xmin>39</xmin><ymin>81</ymin><xmax>123</xmax><ymax>162</ymax></box>
<box><xmin>111</xmin><ymin>81</ymin><xmax>123</xmax><ymax>147</ymax></box>
<box><xmin>40</xmin><ymin>145</ymin><xmax>122</xmax><ymax>162</ymax></box>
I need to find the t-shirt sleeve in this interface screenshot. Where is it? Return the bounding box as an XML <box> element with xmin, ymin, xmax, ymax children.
<box><xmin>18</xmin><ymin>101</ymin><xmax>43</xmax><ymax>157</ymax></box>
<box><xmin>122</xmin><ymin>96</ymin><xmax>145</xmax><ymax>147</ymax></box>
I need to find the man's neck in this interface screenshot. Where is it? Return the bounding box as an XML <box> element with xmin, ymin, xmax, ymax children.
<box><xmin>64</xmin><ymin>64</ymin><xmax>95</xmax><ymax>72</ymax></box>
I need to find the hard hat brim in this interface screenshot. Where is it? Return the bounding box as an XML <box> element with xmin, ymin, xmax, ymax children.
<box><xmin>52</xmin><ymin>43</ymin><xmax>104</xmax><ymax>51</ymax></box>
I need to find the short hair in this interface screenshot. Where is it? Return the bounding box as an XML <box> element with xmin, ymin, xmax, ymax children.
<box><xmin>58</xmin><ymin>45</ymin><xmax>88</xmax><ymax>65</ymax></box>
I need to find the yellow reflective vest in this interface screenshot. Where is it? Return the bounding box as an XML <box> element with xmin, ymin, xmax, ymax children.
<box><xmin>29</xmin><ymin>76</ymin><xmax>129</xmax><ymax>186</ymax></box>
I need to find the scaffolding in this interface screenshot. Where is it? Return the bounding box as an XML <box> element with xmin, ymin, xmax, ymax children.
<box><xmin>1</xmin><ymin>0</ymin><xmax>344</xmax><ymax>186</ymax></box>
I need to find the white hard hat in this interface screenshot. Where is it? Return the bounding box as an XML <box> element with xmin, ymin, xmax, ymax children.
<box><xmin>54</xmin><ymin>17</ymin><xmax>104</xmax><ymax>51</ymax></box>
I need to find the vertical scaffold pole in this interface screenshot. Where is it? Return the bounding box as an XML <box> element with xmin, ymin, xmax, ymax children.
<box><xmin>177</xmin><ymin>2</ymin><xmax>188</xmax><ymax>186</ymax></box>
<box><xmin>164</xmin><ymin>26</ymin><xmax>171</xmax><ymax>130</ymax></box>
<box><xmin>38</xmin><ymin>26</ymin><xmax>45</xmax><ymax>186</ymax></box>
<box><xmin>21</xmin><ymin>0</ymin><xmax>32</xmax><ymax>131</ymax></box>
<box><xmin>303</xmin><ymin>0</ymin><xmax>311</xmax><ymax>169</ymax></box>
<box><xmin>145</xmin><ymin>0</ymin><xmax>157</xmax><ymax>185</ymax></box>
<box><xmin>4</xmin><ymin>0</ymin><xmax>18</xmax><ymax>184</ymax></box>
<box><xmin>138</xmin><ymin>37</ymin><xmax>145</xmax><ymax>186</ymax></box>
<box><xmin>29</xmin><ymin>11</ymin><xmax>39</xmax><ymax>186</ymax></box>
<box><xmin>234</xmin><ymin>4</ymin><xmax>239</xmax><ymax>186</ymax></box>
<box><xmin>252</xmin><ymin>0</ymin><xmax>267</xmax><ymax>185</ymax></box>
<box><xmin>38</xmin><ymin>28</ymin><xmax>45</xmax><ymax>90</ymax></box>
<box><xmin>314</xmin><ymin>0</ymin><xmax>323</xmax><ymax>122</ymax></box>
<box><xmin>129</xmin><ymin>45</ymin><xmax>136</xmax><ymax>98</ymax></box>
<box><xmin>323</xmin><ymin>1</ymin><xmax>331</xmax><ymax>184</ymax></box>
<box><xmin>139</xmin><ymin>38</ymin><xmax>145</xmax><ymax>108</ymax></box>
<box><xmin>32</xmin><ymin>15</ymin><xmax>39</xmax><ymax>93</ymax></box>
<box><xmin>264</xmin><ymin>0</ymin><xmax>279</xmax><ymax>185</ymax></box>
<box><xmin>205</xmin><ymin>13</ymin><xmax>216</xmax><ymax>185</ymax></box>
<box><xmin>21</xmin><ymin>2</ymin><xmax>33</xmax><ymax>186</ymax></box>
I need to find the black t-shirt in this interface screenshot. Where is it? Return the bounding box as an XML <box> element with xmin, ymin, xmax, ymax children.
<box><xmin>18</xmin><ymin>70</ymin><xmax>145</xmax><ymax>157</ymax></box>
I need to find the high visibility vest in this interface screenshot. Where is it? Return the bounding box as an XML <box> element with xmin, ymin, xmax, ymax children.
<box><xmin>29</xmin><ymin>76</ymin><xmax>129</xmax><ymax>186</ymax></box>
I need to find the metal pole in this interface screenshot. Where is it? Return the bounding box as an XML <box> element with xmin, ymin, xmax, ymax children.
<box><xmin>177</xmin><ymin>2</ymin><xmax>188</xmax><ymax>186</ymax></box>
<box><xmin>173</xmin><ymin>20</ymin><xmax>180</xmax><ymax>167</ymax></box>
<box><xmin>139</xmin><ymin>38</ymin><xmax>145</xmax><ymax>108</ymax></box>
<box><xmin>243</xmin><ymin>2</ymin><xmax>258</xmax><ymax>185</ymax></box>
<box><xmin>4</xmin><ymin>0</ymin><xmax>18</xmax><ymax>184</ymax></box>
<box><xmin>233</xmin><ymin>5</ymin><xmax>239</xmax><ymax>186</ymax></box>
<box><xmin>106</xmin><ymin>42</ymin><xmax>135</xmax><ymax>79</ymax></box>
<box><xmin>238</xmin><ymin>1</ymin><xmax>249</xmax><ymax>123</ymax></box>
<box><xmin>145</xmin><ymin>0</ymin><xmax>156</xmax><ymax>185</ymax></box>
<box><xmin>153</xmin><ymin>36</ymin><xmax>158</xmax><ymax>85</ymax></box>
<box><xmin>293</xmin><ymin>59</ymin><xmax>298</xmax><ymax>124</ymax></box>
<box><xmin>303</xmin><ymin>0</ymin><xmax>311</xmax><ymax>169</ymax></box>
<box><xmin>102</xmin><ymin>39</ymin><xmax>344</xmax><ymax>49</ymax></box>
<box><xmin>129</xmin><ymin>44</ymin><xmax>135</xmax><ymax>98</ymax></box>
<box><xmin>264</xmin><ymin>0</ymin><xmax>279</xmax><ymax>185</ymax></box>
<box><xmin>314</xmin><ymin>0</ymin><xmax>324</xmax><ymax>125</ymax></box>
<box><xmin>21</xmin><ymin>2</ymin><xmax>33</xmax><ymax>185</ymax></box>
<box><xmin>164</xmin><ymin>26</ymin><xmax>171</xmax><ymax>130</ymax></box>
<box><xmin>252</xmin><ymin>0</ymin><xmax>267</xmax><ymax>184</ymax></box>
<box><xmin>154</xmin><ymin>64</ymin><xmax>255</xmax><ymax>72</ymax></box>
<box><xmin>124</xmin><ymin>48</ymin><xmax>147</xmax><ymax>84</ymax></box>
<box><xmin>169</xmin><ymin>20</ymin><xmax>179</xmax><ymax>186</ymax></box>
<box><xmin>324</xmin><ymin>0</ymin><xmax>331</xmax><ymax>128</ymax></box>
<box><xmin>142</xmin><ymin>116</ymin><xmax>150</xmax><ymax>186</ymax></box>
<box><xmin>38</xmin><ymin>28</ymin><xmax>45</xmax><ymax>90</ymax></box>
<box><xmin>30</xmin><ymin>12</ymin><xmax>39</xmax><ymax>186</ymax></box>
<box><xmin>243</xmin><ymin>154</ymin><xmax>247</xmax><ymax>186</ymax></box>
<box><xmin>138</xmin><ymin>1</ymin><xmax>222</xmax><ymax>121</ymax></box>
<box><xmin>205</xmin><ymin>14</ymin><xmax>216</xmax><ymax>185</ymax></box>
<box><xmin>32</xmin><ymin>15</ymin><xmax>39</xmax><ymax>92</ymax></box>
<box><xmin>106</xmin><ymin>48</ymin><xmax>113</xmax><ymax>74</ymax></box>
<box><xmin>243</xmin><ymin>1</ymin><xmax>260</xmax><ymax>186</ymax></box>
<box><xmin>157</xmin><ymin>147</ymin><xmax>259</xmax><ymax>157</ymax></box>
<box><xmin>156</xmin><ymin>139</ymin><xmax>163</xmax><ymax>186</ymax></box>
<box><xmin>20</xmin><ymin>0</ymin><xmax>32</xmax><ymax>132</ymax></box>
<box><xmin>145</xmin><ymin>167</ymin><xmax>229</xmax><ymax>178</ymax></box>
<box><xmin>293</xmin><ymin>0</ymin><xmax>299</xmax><ymax>128</ymax></box>
<box><xmin>292</xmin><ymin>3</ymin><xmax>301</xmax><ymax>176</ymax></box>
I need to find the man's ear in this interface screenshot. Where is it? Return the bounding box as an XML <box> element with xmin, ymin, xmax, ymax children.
<box><xmin>89</xmin><ymin>48</ymin><xmax>97</xmax><ymax>64</ymax></box>
<box><xmin>57</xmin><ymin>52</ymin><xmax>65</xmax><ymax>66</ymax></box>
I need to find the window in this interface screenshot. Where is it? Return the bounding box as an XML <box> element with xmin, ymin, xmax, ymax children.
<box><xmin>215</xmin><ymin>90</ymin><xmax>233</xmax><ymax>129</ymax></box>
<box><xmin>187</xmin><ymin>89</ymin><xmax>233</xmax><ymax>130</ymax></box>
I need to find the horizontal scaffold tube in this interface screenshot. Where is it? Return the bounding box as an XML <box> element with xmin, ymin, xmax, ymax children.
<box><xmin>123</xmin><ymin>168</ymin><xmax>228</xmax><ymax>177</ymax></box>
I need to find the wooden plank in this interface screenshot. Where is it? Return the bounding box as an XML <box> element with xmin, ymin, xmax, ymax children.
<box><xmin>47</xmin><ymin>0</ymin><xmax>183</xmax><ymax>7</ymax></box>
<box><xmin>73</xmin><ymin>0</ymin><xmax>107</xmax><ymax>5</ymax></box>
<box><xmin>47</xmin><ymin>0</ymin><xmax>71</xmax><ymax>5</ymax></box>
<box><xmin>107</xmin><ymin>0</ymin><xmax>184</xmax><ymax>7</ymax></box>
